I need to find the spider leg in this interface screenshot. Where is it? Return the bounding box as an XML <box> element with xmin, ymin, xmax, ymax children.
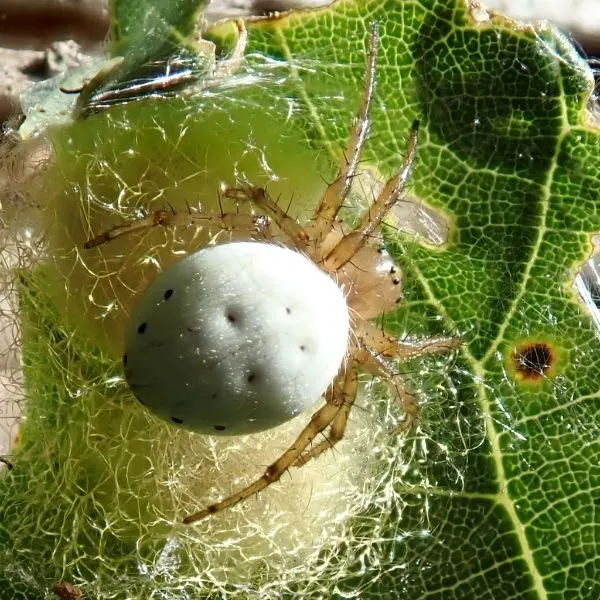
<box><xmin>356</xmin><ymin>317</ymin><xmax>461</xmax><ymax>359</ymax></box>
<box><xmin>313</xmin><ymin>22</ymin><xmax>379</xmax><ymax>230</ymax></box>
<box><xmin>183</xmin><ymin>387</ymin><xmax>345</xmax><ymax>523</ymax></box>
<box><xmin>321</xmin><ymin>120</ymin><xmax>419</xmax><ymax>272</ymax></box>
<box><xmin>354</xmin><ymin>346</ymin><xmax>420</xmax><ymax>433</ymax></box>
<box><xmin>83</xmin><ymin>209</ymin><xmax>273</xmax><ymax>249</ymax></box>
<box><xmin>225</xmin><ymin>186</ymin><xmax>310</xmax><ymax>248</ymax></box>
<box><xmin>293</xmin><ymin>367</ymin><xmax>358</xmax><ymax>467</ymax></box>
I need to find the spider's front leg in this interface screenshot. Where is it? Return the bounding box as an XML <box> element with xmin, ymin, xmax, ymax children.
<box><xmin>312</xmin><ymin>22</ymin><xmax>380</xmax><ymax>234</ymax></box>
<box><xmin>321</xmin><ymin>120</ymin><xmax>419</xmax><ymax>272</ymax></box>
<box><xmin>83</xmin><ymin>207</ymin><xmax>274</xmax><ymax>249</ymax></box>
<box><xmin>210</xmin><ymin>19</ymin><xmax>247</xmax><ymax>82</ymax></box>
<box><xmin>353</xmin><ymin>318</ymin><xmax>460</xmax><ymax>432</ymax></box>
<box><xmin>183</xmin><ymin>374</ymin><xmax>352</xmax><ymax>523</ymax></box>
<box><xmin>224</xmin><ymin>186</ymin><xmax>310</xmax><ymax>249</ymax></box>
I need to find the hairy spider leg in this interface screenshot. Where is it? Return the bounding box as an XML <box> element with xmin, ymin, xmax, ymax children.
<box><xmin>321</xmin><ymin>120</ymin><xmax>419</xmax><ymax>272</ymax></box>
<box><xmin>356</xmin><ymin>317</ymin><xmax>461</xmax><ymax>359</ymax></box>
<box><xmin>83</xmin><ymin>209</ymin><xmax>274</xmax><ymax>249</ymax></box>
<box><xmin>183</xmin><ymin>384</ymin><xmax>348</xmax><ymax>523</ymax></box>
<box><xmin>313</xmin><ymin>22</ymin><xmax>379</xmax><ymax>233</ymax></box>
<box><xmin>224</xmin><ymin>186</ymin><xmax>310</xmax><ymax>248</ymax></box>
<box><xmin>293</xmin><ymin>367</ymin><xmax>359</xmax><ymax>467</ymax></box>
<box><xmin>354</xmin><ymin>346</ymin><xmax>420</xmax><ymax>433</ymax></box>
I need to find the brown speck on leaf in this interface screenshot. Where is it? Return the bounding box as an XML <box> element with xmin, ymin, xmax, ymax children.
<box><xmin>0</xmin><ymin>457</ymin><xmax>13</xmax><ymax>470</ymax></box>
<box><xmin>52</xmin><ymin>581</ymin><xmax>82</xmax><ymax>600</ymax></box>
<box><xmin>511</xmin><ymin>342</ymin><xmax>555</xmax><ymax>381</ymax></box>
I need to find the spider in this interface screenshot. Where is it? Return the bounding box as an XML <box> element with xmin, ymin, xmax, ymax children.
<box><xmin>84</xmin><ymin>22</ymin><xmax>459</xmax><ymax>524</ymax></box>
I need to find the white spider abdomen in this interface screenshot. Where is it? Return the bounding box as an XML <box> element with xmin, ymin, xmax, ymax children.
<box><xmin>123</xmin><ymin>241</ymin><xmax>349</xmax><ymax>435</ymax></box>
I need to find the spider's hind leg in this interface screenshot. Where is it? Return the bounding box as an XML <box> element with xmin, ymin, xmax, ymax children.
<box><xmin>293</xmin><ymin>368</ymin><xmax>359</xmax><ymax>467</ymax></box>
<box><xmin>83</xmin><ymin>208</ymin><xmax>274</xmax><ymax>249</ymax></box>
<box><xmin>355</xmin><ymin>345</ymin><xmax>421</xmax><ymax>433</ymax></box>
<box><xmin>183</xmin><ymin>383</ymin><xmax>349</xmax><ymax>523</ymax></box>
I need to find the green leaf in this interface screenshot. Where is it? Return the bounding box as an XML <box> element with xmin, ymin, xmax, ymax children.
<box><xmin>78</xmin><ymin>0</ymin><xmax>215</xmax><ymax>120</ymax></box>
<box><xmin>2</xmin><ymin>0</ymin><xmax>600</xmax><ymax>598</ymax></box>
<box><xmin>18</xmin><ymin>0</ymin><xmax>215</xmax><ymax>133</ymax></box>
<box><xmin>239</xmin><ymin>1</ymin><xmax>600</xmax><ymax>597</ymax></box>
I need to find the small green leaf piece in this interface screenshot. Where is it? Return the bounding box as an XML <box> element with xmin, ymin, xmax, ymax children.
<box><xmin>110</xmin><ymin>0</ymin><xmax>210</xmax><ymax>59</ymax></box>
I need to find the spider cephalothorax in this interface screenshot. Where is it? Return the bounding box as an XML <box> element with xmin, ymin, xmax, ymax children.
<box><xmin>84</xmin><ymin>22</ymin><xmax>459</xmax><ymax>524</ymax></box>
